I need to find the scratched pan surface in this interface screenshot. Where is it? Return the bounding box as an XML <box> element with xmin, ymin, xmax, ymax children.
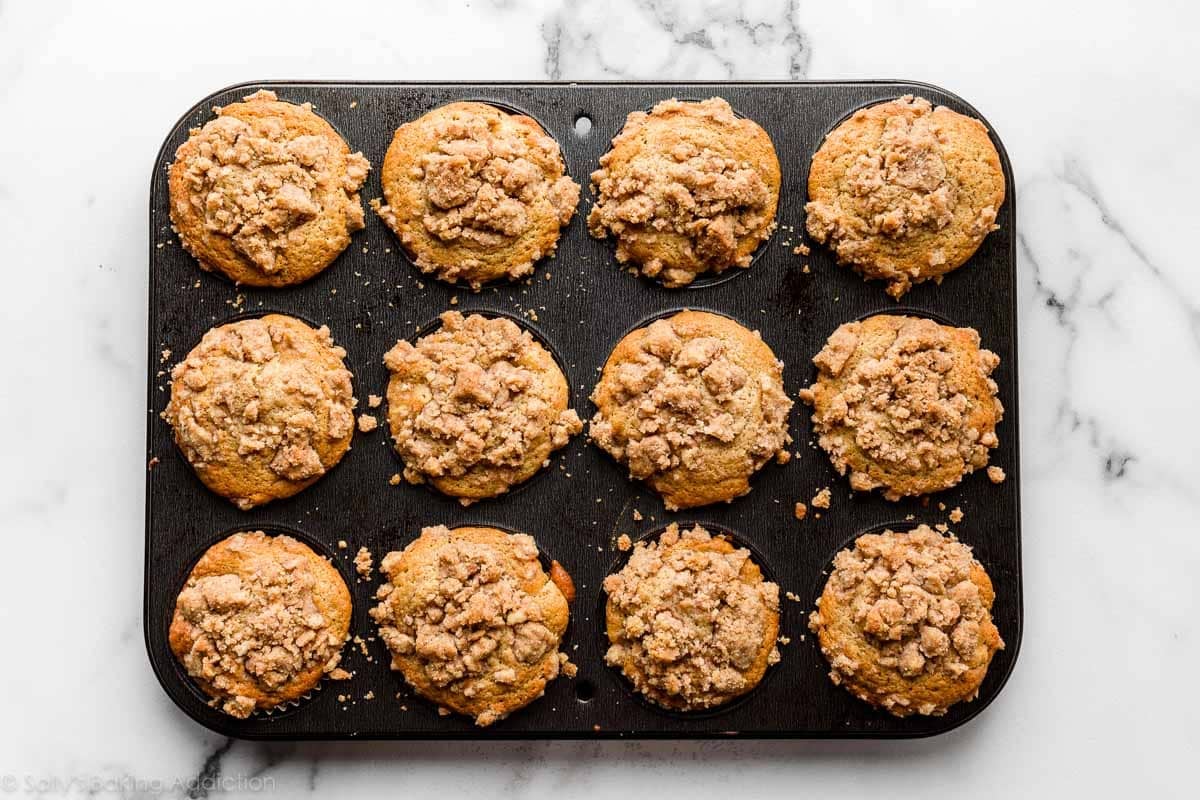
<box><xmin>144</xmin><ymin>81</ymin><xmax>1021</xmax><ymax>740</ymax></box>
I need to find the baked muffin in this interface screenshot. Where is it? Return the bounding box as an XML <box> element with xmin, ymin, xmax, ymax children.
<box><xmin>587</xmin><ymin>97</ymin><xmax>780</xmax><ymax>287</ymax></box>
<box><xmin>383</xmin><ymin>311</ymin><xmax>582</xmax><ymax>504</ymax></box>
<box><xmin>798</xmin><ymin>315</ymin><xmax>1002</xmax><ymax>500</ymax></box>
<box><xmin>805</xmin><ymin>95</ymin><xmax>1005</xmax><ymax>298</ymax></box>
<box><xmin>589</xmin><ymin>310</ymin><xmax>792</xmax><ymax>510</ymax></box>
<box><xmin>370</xmin><ymin>525</ymin><xmax>573</xmax><ymax>726</ymax></box>
<box><xmin>809</xmin><ymin>525</ymin><xmax>1004</xmax><ymax>717</ymax></box>
<box><xmin>371</xmin><ymin>102</ymin><xmax>580</xmax><ymax>289</ymax></box>
<box><xmin>164</xmin><ymin>314</ymin><xmax>356</xmax><ymax>509</ymax></box>
<box><xmin>168</xmin><ymin>90</ymin><xmax>370</xmax><ymax>287</ymax></box>
<box><xmin>169</xmin><ymin>531</ymin><xmax>352</xmax><ymax>718</ymax></box>
<box><xmin>604</xmin><ymin>523</ymin><xmax>780</xmax><ymax>711</ymax></box>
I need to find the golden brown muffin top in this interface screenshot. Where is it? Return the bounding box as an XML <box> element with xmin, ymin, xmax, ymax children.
<box><xmin>798</xmin><ymin>314</ymin><xmax>1002</xmax><ymax>500</ymax></box>
<box><xmin>169</xmin><ymin>531</ymin><xmax>352</xmax><ymax>718</ymax></box>
<box><xmin>604</xmin><ymin>523</ymin><xmax>780</xmax><ymax>711</ymax></box>
<box><xmin>372</xmin><ymin>102</ymin><xmax>580</xmax><ymax>289</ymax></box>
<box><xmin>169</xmin><ymin>90</ymin><xmax>369</xmax><ymax>286</ymax></box>
<box><xmin>805</xmin><ymin>95</ymin><xmax>1005</xmax><ymax>298</ymax></box>
<box><xmin>589</xmin><ymin>310</ymin><xmax>792</xmax><ymax>510</ymax></box>
<box><xmin>383</xmin><ymin>312</ymin><xmax>582</xmax><ymax>504</ymax></box>
<box><xmin>165</xmin><ymin>314</ymin><xmax>356</xmax><ymax>509</ymax></box>
<box><xmin>808</xmin><ymin>525</ymin><xmax>1004</xmax><ymax>717</ymax></box>
<box><xmin>370</xmin><ymin>525</ymin><xmax>572</xmax><ymax>726</ymax></box>
<box><xmin>587</xmin><ymin>97</ymin><xmax>780</xmax><ymax>287</ymax></box>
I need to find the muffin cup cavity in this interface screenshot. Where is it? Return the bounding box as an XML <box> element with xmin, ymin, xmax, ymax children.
<box><xmin>597</xmin><ymin>520</ymin><xmax>784</xmax><ymax>720</ymax></box>
<box><xmin>380</xmin><ymin>307</ymin><xmax>580</xmax><ymax>504</ymax></box>
<box><xmin>166</xmin><ymin>523</ymin><xmax>360</xmax><ymax>723</ymax></box>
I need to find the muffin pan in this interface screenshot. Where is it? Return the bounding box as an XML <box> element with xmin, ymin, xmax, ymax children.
<box><xmin>145</xmin><ymin>81</ymin><xmax>1021</xmax><ymax>739</ymax></box>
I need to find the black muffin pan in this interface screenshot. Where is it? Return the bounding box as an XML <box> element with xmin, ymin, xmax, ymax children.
<box><xmin>144</xmin><ymin>81</ymin><xmax>1021</xmax><ymax>740</ymax></box>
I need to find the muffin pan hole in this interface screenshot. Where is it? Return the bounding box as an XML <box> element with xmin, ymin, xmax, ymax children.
<box><xmin>574</xmin><ymin>679</ymin><xmax>597</xmax><ymax>703</ymax></box>
<box><xmin>573</xmin><ymin>113</ymin><xmax>593</xmax><ymax>138</ymax></box>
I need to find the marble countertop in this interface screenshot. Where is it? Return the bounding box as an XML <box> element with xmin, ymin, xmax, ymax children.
<box><xmin>1</xmin><ymin>0</ymin><xmax>1196</xmax><ymax>796</ymax></box>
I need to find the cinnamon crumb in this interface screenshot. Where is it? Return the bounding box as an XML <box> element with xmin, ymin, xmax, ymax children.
<box><xmin>949</xmin><ymin>507</ymin><xmax>964</xmax><ymax>523</ymax></box>
<box><xmin>811</xmin><ymin>487</ymin><xmax>832</xmax><ymax>509</ymax></box>
<box><xmin>794</xmin><ymin>502</ymin><xmax>807</xmax><ymax>520</ymax></box>
<box><xmin>354</xmin><ymin>547</ymin><xmax>374</xmax><ymax>579</ymax></box>
<box><xmin>357</xmin><ymin>414</ymin><xmax>378</xmax><ymax>433</ymax></box>
<box><xmin>987</xmin><ymin>466</ymin><xmax>1006</xmax><ymax>484</ymax></box>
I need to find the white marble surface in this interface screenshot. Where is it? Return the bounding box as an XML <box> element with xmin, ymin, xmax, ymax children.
<box><xmin>1</xmin><ymin>0</ymin><xmax>1197</xmax><ymax>796</ymax></box>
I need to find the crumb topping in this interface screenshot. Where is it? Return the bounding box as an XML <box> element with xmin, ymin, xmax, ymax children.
<box><xmin>370</xmin><ymin>526</ymin><xmax>567</xmax><ymax>726</ymax></box>
<box><xmin>588</xmin><ymin>98</ymin><xmax>776</xmax><ymax>287</ymax></box>
<box><xmin>794</xmin><ymin>502</ymin><xmax>807</xmax><ymax>520</ymax></box>
<box><xmin>987</xmin><ymin>466</ymin><xmax>1006</xmax><ymax>484</ymax></box>
<box><xmin>811</xmin><ymin>487</ymin><xmax>831</xmax><ymax>509</ymax></box>
<box><xmin>604</xmin><ymin>523</ymin><xmax>780</xmax><ymax>710</ymax></box>
<box><xmin>354</xmin><ymin>547</ymin><xmax>374</xmax><ymax>579</ymax></box>
<box><xmin>589</xmin><ymin>316</ymin><xmax>792</xmax><ymax>510</ymax></box>
<box><xmin>808</xmin><ymin>525</ymin><xmax>1003</xmax><ymax>716</ymax></box>
<box><xmin>175</xmin><ymin>90</ymin><xmax>369</xmax><ymax>275</ymax></box>
<box><xmin>165</xmin><ymin>316</ymin><xmax>355</xmax><ymax>509</ymax></box>
<box><xmin>804</xmin><ymin>95</ymin><xmax>1001</xmax><ymax>298</ymax></box>
<box><xmin>172</xmin><ymin>532</ymin><xmax>348</xmax><ymax>718</ymax></box>
<box><xmin>384</xmin><ymin>312</ymin><xmax>581</xmax><ymax>497</ymax></box>
<box><xmin>799</xmin><ymin>316</ymin><xmax>1002</xmax><ymax>500</ymax></box>
<box><xmin>373</xmin><ymin>105</ymin><xmax>579</xmax><ymax>284</ymax></box>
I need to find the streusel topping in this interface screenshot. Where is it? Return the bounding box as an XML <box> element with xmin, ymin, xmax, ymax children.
<box><xmin>798</xmin><ymin>315</ymin><xmax>1001</xmax><ymax>500</ymax></box>
<box><xmin>172</xmin><ymin>532</ymin><xmax>349</xmax><ymax>718</ymax></box>
<box><xmin>372</xmin><ymin>106</ymin><xmax>579</xmax><ymax>284</ymax></box>
<box><xmin>370</xmin><ymin>526</ymin><xmax>567</xmax><ymax>726</ymax></box>
<box><xmin>589</xmin><ymin>316</ymin><xmax>792</xmax><ymax>509</ymax></box>
<box><xmin>384</xmin><ymin>312</ymin><xmax>581</xmax><ymax>499</ymax></box>
<box><xmin>804</xmin><ymin>95</ymin><xmax>1003</xmax><ymax>298</ymax></box>
<box><xmin>604</xmin><ymin>523</ymin><xmax>780</xmax><ymax>710</ymax></box>
<box><xmin>808</xmin><ymin>525</ymin><xmax>1003</xmax><ymax>716</ymax></box>
<box><xmin>166</xmin><ymin>316</ymin><xmax>355</xmax><ymax>508</ymax></box>
<box><xmin>588</xmin><ymin>98</ymin><xmax>777</xmax><ymax>287</ymax></box>
<box><xmin>176</xmin><ymin>90</ymin><xmax>369</xmax><ymax>275</ymax></box>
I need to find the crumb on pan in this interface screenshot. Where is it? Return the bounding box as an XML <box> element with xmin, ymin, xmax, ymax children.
<box><xmin>354</xmin><ymin>547</ymin><xmax>374</xmax><ymax>579</ymax></box>
<box><xmin>811</xmin><ymin>488</ymin><xmax>831</xmax><ymax>509</ymax></box>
